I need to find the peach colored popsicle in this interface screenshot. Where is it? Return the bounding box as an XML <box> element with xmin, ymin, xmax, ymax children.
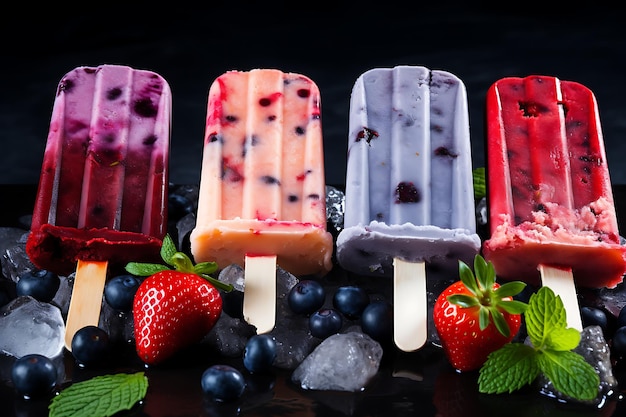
<box><xmin>190</xmin><ymin>69</ymin><xmax>333</xmax><ymax>332</ymax></box>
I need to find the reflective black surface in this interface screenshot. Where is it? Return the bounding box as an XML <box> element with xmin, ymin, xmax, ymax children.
<box><xmin>1</xmin><ymin>184</ymin><xmax>626</xmax><ymax>417</ymax></box>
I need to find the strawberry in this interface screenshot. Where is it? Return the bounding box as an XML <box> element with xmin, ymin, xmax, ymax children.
<box><xmin>433</xmin><ymin>255</ymin><xmax>527</xmax><ymax>372</ymax></box>
<box><xmin>133</xmin><ymin>270</ymin><xmax>222</xmax><ymax>365</ymax></box>
<box><xmin>126</xmin><ymin>234</ymin><xmax>233</xmax><ymax>365</ymax></box>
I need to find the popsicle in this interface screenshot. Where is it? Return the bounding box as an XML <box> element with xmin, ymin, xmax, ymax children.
<box><xmin>190</xmin><ymin>69</ymin><xmax>333</xmax><ymax>333</ymax></box>
<box><xmin>335</xmin><ymin>66</ymin><xmax>481</xmax><ymax>351</ymax></box>
<box><xmin>482</xmin><ymin>75</ymin><xmax>626</xmax><ymax>331</ymax></box>
<box><xmin>26</xmin><ymin>64</ymin><xmax>171</xmax><ymax>349</ymax></box>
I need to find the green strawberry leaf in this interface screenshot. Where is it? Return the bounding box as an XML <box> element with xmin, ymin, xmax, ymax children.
<box><xmin>169</xmin><ymin>252</ymin><xmax>196</xmax><ymax>272</ymax></box>
<box><xmin>494</xmin><ymin>281</ymin><xmax>526</xmax><ymax>298</ymax></box>
<box><xmin>473</xmin><ymin>253</ymin><xmax>495</xmax><ymax>290</ymax></box>
<box><xmin>160</xmin><ymin>234</ymin><xmax>178</xmax><ymax>265</ymax></box>
<box><xmin>446</xmin><ymin>294</ymin><xmax>479</xmax><ymax>308</ymax></box>
<box><xmin>479</xmin><ymin>307</ymin><xmax>491</xmax><ymax>331</ymax></box>
<box><xmin>125</xmin><ymin>234</ymin><xmax>233</xmax><ymax>292</ymax></box>
<box><xmin>479</xmin><ymin>343</ymin><xmax>539</xmax><ymax>393</ymax></box>
<box><xmin>194</xmin><ymin>261</ymin><xmax>219</xmax><ymax>276</ymax></box>
<box><xmin>473</xmin><ymin>167</ymin><xmax>486</xmax><ymax>199</ymax></box>
<box><xmin>125</xmin><ymin>262</ymin><xmax>170</xmax><ymax>277</ymax></box>
<box><xmin>49</xmin><ymin>372</ymin><xmax>148</xmax><ymax>417</ymax></box>
<box><xmin>538</xmin><ymin>350</ymin><xmax>599</xmax><ymax>401</ymax></box>
<box><xmin>497</xmin><ymin>299</ymin><xmax>529</xmax><ymax>315</ymax></box>
<box><xmin>459</xmin><ymin>260</ymin><xmax>480</xmax><ymax>295</ymax></box>
<box><xmin>448</xmin><ymin>255</ymin><xmax>528</xmax><ymax>338</ymax></box>
<box><xmin>489</xmin><ymin>308</ymin><xmax>510</xmax><ymax>337</ymax></box>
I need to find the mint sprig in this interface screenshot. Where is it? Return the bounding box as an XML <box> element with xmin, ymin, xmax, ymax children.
<box><xmin>125</xmin><ymin>234</ymin><xmax>233</xmax><ymax>292</ymax></box>
<box><xmin>49</xmin><ymin>372</ymin><xmax>148</xmax><ymax>417</ymax></box>
<box><xmin>478</xmin><ymin>286</ymin><xmax>600</xmax><ymax>401</ymax></box>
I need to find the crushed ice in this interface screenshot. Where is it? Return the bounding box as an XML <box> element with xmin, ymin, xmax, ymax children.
<box><xmin>291</xmin><ymin>331</ymin><xmax>383</xmax><ymax>392</ymax></box>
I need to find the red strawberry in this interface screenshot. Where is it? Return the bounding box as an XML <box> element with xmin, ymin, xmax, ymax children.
<box><xmin>126</xmin><ymin>234</ymin><xmax>232</xmax><ymax>365</ymax></box>
<box><xmin>133</xmin><ymin>270</ymin><xmax>222</xmax><ymax>365</ymax></box>
<box><xmin>433</xmin><ymin>255</ymin><xmax>527</xmax><ymax>372</ymax></box>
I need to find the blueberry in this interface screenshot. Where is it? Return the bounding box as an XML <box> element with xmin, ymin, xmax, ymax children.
<box><xmin>168</xmin><ymin>193</ymin><xmax>194</xmax><ymax>221</ymax></box>
<box><xmin>16</xmin><ymin>269</ymin><xmax>60</xmax><ymax>302</ymax></box>
<box><xmin>361</xmin><ymin>301</ymin><xmax>393</xmax><ymax>343</ymax></box>
<box><xmin>11</xmin><ymin>354</ymin><xmax>57</xmax><ymax>398</ymax></box>
<box><xmin>243</xmin><ymin>335</ymin><xmax>277</xmax><ymax>373</ymax></box>
<box><xmin>104</xmin><ymin>274</ymin><xmax>141</xmax><ymax>311</ymax></box>
<box><xmin>71</xmin><ymin>326</ymin><xmax>111</xmax><ymax>367</ymax></box>
<box><xmin>309</xmin><ymin>309</ymin><xmax>342</xmax><ymax>339</ymax></box>
<box><xmin>395</xmin><ymin>181</ymin><xmax>420</xmax><ymax>203</ymax></box>
<box><xmin>333</xmin><ymin>286</ymin><xmax>370</xmax><ymax>319</ymax></box>
<box><xmin>612</xmin><ymin>326</ymin><xmax>626</xmax><ymax>359</ymax></box>
<box><xmin>581</xmin><ymin>306</ymin><xmax>608</xmax><ymax>332</ymax></box>
<box><xmin>201</xmin><ymin>365</ymin><xmax>246</xmax><ymax>402</ymax></box>
<box><xmin>133</xmin><ymin>97</ymin><xmax>158</xmax><ymax>118</ymax></box>
<box><xmin>287</xmin><ymin>280</ymin><xmax>325</xmax><ymax>315</ymax></box>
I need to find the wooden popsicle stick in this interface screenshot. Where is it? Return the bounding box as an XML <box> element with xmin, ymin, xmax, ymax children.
<box><xmin>538</xmin><ymin>264</ymin><xmax>583</xmax><ymax>331</ymax></box>
<box><xmin>243</xmin><ymin>255</ymin><xmax>277</xmax><ymax>334</ymax></box>
<box><xmin>64</xmin><ymin>260</ymin><xmax>109</xmax><ymax>351</ymax></box>
<box><xmin>393</xmin><ymin>257</ymin><xmax>428</xmax><ymax>352</ymax></box>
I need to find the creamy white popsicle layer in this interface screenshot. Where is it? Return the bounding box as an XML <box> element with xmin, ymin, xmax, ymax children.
<box><xmin>336</xmin><ymin>66</ymin><xmax>480</xmax><ymax>351</ymax></box>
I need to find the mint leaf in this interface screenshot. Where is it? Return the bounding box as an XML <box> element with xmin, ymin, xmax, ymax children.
<box><xmin>538</xmin><ymin>350</ymin><xmax>600</xmax><ymax>401</ymax></box>
<box><xmin>473</xmin><ymin>167</ymin><xmax>486</xmax><ymax>199</ymax></box>
<box><xmin>479</xmin><ymin>286</ymin><xmax>602</xmax><ymax>402</ymax></box>
<box><xmin>525</xmin><ymin>286</ymin><xmax>567</xmax><ymax>348</ymax></box>
<box><xmin>49</xmin><ymin>372</ymin><xmax>148</xmax><ymax>417</ymax></box>
<box><xmin>479</xmin><ymin>343</ymin><xmax>539</xmax><ymax>393</ymax></box>
<box><xmin>125</xmin><ymin>262</ymin><xmax>169</xmax><ymax>277</ymax></box>
<box><xmin>545</xmin><ymin>327</ymin><xmax>580</xmax><ymax>351</ymax></box>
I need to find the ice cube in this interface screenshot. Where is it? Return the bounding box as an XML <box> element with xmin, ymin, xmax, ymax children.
<box><xmin>0</xmin><ymin>296</ymin><xmax>65</xmax><ymax>358</ymax></box>
<box><xmin>202</xmin><ymin>312</ymin><xmax>256</xmax><ymax>357</ymax></box>
<box><xmin>291</xmin><ymin>331</ymin><xmax>383</xmax><ymax>392</ymax></box>
<box><xmin>536</xmin><ymin>325</ymin><xmax>618</xmax><ymax>406</ymax></box>
<box><xmin>0</xmin><ymin>228</ymin><xmax>33</xmax><ymax>283</ymax></box>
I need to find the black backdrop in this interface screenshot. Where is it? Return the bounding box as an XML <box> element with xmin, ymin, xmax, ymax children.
<box><xmin>2</xmin><ymin>3</ymin><xmax>625</xmax><ymax>188</ymax></box>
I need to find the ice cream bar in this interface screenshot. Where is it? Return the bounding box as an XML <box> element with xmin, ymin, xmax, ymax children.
<box><xmin>190</xmin><ymin>69</ymin><xmax>333</xmax><ymax>333</ymax></box>
<box><xmin>482</xmin><ymin>75</ymin><xmax>626</xmax><ymax>329</ymax></box>
<box><xmin>336</xmin><ymin>66</ymin><xmax>481</xmax><ymax>351</ymax></box>
<box><xmin>26</xmin><ymin>64</ymin><xmax>171</xmax><ymax>348</ymax></box>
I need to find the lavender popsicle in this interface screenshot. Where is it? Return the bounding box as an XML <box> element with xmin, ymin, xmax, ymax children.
<box><xmin>336</xmin><ymin>66</ymin><xmax>480</xmax><ymax>351</ymax></box>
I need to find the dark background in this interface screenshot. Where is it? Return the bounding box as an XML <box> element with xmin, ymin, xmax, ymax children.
<box><xmin>2</xmin><ymin>3</ymin><xmax>625</xmax><ymax>188</ymax></box>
